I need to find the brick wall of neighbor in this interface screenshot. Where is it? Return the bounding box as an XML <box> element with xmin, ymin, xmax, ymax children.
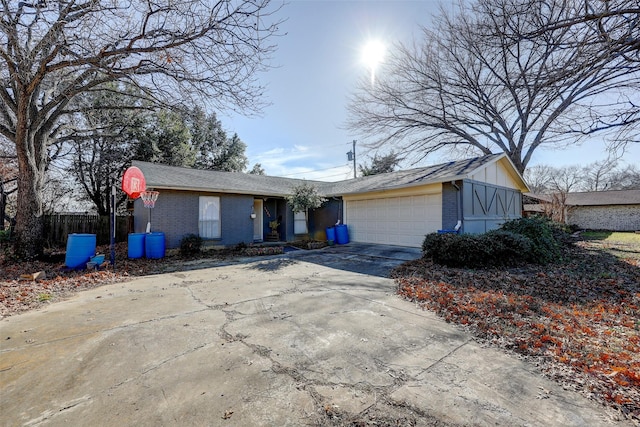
<box><xmin>567</xmin><ymin>205</ymin><xmax>640</xmax><ymax>231</ymax></box>
<box><xmin>441</xmin><ymin>182</ymin><xmax>461</xmax><ymax>231</ymax></box>
<box><xmin>133</xmin><ymin>190</ymin><xmax>255</xmax><ymax>249</ymax></box>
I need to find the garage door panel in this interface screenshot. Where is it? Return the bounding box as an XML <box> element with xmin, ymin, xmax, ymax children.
<box><xmin>346</xmin><ymin>194</ymin><xmax>442</xmax><ymax>247</ymax></box>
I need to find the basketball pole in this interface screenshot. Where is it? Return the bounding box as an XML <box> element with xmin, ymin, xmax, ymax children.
<box><xmin>110</xmin><ymin>184</ymin><xmax>116</xmax><ymax>268</ymax></box>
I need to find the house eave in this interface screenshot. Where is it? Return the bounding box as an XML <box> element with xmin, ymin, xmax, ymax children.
<box><xmin>335</xmin><ymin>175</ymin><xmax>464</xmax><ymax>197</ymax></box>
<box><xmin>145</xmin><ymin>184</ymin><xmax>289</xmax><ymax>198</ymax></box>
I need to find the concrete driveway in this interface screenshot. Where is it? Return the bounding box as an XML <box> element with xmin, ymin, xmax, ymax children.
<box><xmin>0</xmin><ymin>244</ymin><xmax>629</xmax><ymax>426</ymax></box>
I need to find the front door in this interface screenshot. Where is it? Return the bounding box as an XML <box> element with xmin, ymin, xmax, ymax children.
<box><xmin>253</xmin><ymin>199</ymin><xmax>263</xmax><ymax>241</ymax></box>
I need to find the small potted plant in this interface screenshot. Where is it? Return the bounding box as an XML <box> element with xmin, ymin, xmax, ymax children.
<box><xmin>267</xmin><ymin>220</ymin><xmax>280</xmax><ymax>241</ymax></box>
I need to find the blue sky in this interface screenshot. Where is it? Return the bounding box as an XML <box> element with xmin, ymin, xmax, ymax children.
<box><xmin>221</xmin><ymin>0</ymin><xmax>639</xmax><ymax>180</ymax></box>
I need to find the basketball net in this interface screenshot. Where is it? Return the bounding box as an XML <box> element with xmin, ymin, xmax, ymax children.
<box><xmin>140</xmin><ymin>191</ymin><xmax>159</xmax><ymax>209</ymax></box>
<box><xmin>140</xmin><ymin>191</ymin><xmax>159</xmax><ymax>233</ymax></box>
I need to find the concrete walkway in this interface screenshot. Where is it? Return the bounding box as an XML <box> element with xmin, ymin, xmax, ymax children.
<box><xmin>0</xmin><ymin>244</ymin><xmax>629</xmax><ymax>426</ymax></box>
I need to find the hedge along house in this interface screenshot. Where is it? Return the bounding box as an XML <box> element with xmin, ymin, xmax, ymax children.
<box><xmin>131</xmin><ymin>153</ymin><xmax>528</xmax><ymax>249</ymax></box>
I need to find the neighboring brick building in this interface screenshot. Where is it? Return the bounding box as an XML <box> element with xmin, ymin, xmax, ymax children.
<box><xmin>565</xmin><ymin>190</ymin><xmax>640</xmax><ymax>231</ymax></box>
<box><xmin>524</xmin><ymin>190</ymin><xmax>640</xmax><ymax>231</ymax></box>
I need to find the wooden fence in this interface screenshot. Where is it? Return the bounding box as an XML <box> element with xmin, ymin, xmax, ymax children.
<box><xmin>43</xmin><ymin>214</ymin><xmax>131</xmax><ymax>248</ymax></box>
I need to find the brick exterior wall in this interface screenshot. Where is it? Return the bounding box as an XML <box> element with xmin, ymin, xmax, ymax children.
<box><xmin>133</xmin><ymin>190</ymin><xmax>199</xmax><ymax>248</ymax></box>
<box><xmin>133</xmin><ymin>190</ymin><xmax>255</xmax><ymax>249</ymax></box>
<box><xmin>441</xmin><ymin>182</ymin><xmax>461</xmax><ymax>231</ymax></box>
<box><xmin>567</xmin><ymin>205</ymin><xmax>640</xmax><ymax>231</ymax></box>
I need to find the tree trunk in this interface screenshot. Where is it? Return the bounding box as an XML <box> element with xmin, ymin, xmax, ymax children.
<box><xmin>0</xmin><ymin>180</ymin><xmax>6</xmax><ymax>231</ymax></box>
<box><xmin>14</xmin><ymin>158</ymin><xmax>45</xmax><ymax>259</ymax></box>
<box><xmin>13</xmin><ymin>93</ymin><xmax>47</xmax><ymax>260</ymax></box>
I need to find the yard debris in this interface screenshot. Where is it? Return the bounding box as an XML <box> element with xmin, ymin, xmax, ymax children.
<box><xmin>0</xmin><ymin>242</ymin><xmax>246</xmax><ymax>319</ymax></box>
<box><xmin>221</xmin><ymin>410</ymin><xmax>234</xmax><ymax>420</ymax></box>
<box><xmin>19</xmin><ymin>271</ymin><xmax>46</xmax><ymax>281</ymax></box>
<box><xmin>393</xmin><ymin>237</ymin><xmax>640</xmax><ymax>421</ymax></box>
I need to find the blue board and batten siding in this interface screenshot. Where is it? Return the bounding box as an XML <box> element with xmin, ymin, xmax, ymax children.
<box><xmin>133</xmin><ymin>190</ymin><xmax>256</xmax><ymax>249</ymax></box>
<box><xmin>461</xmin><ymin>180</ymin><xmax>522</xmax><ymax>234</ymax></box>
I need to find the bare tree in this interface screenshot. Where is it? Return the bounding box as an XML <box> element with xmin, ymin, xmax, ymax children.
<box><xmin>347</xmin><ymin>0</ymin><xmax>640</xmax><ymax>175</ymax></box>
<box><xmin>0</xmin><ymin>135</ymin><xmax>17</xmax><ymax>230</ymax></box>
<box><xmin>522</xmin><ymin>0</ymin><xmax>640</xmax><ymax>152</ymax></box>
<box><xmin>543</xmin><ymin>165</ymin><xmax>584</xmax><ymax>222</ymax></box>
<box><xmin>62</xmin><ymin>85</ymin><xmax>149</xmax><ymax>216</ymax></box>
<box><xmin>580</xmin><ymin>157</ymin><xmax>619</xmax><ymax>191</ymax></box>
<box><xmin>523</xmin><ymin>164</ymin><xmax>556</xmax><ymax>194</ymax></box>
<box><xmin>0</xmin><ymin>0</ymin><xmax>281</xmax><ymax>259</ymax></box>
<box><xmin>530</xmin><ymin>1</ymin><xmax>640</xmax><ymax>60</ymax></box>
<box><xmin>608</xmin><ymin>164</ymin><xmax>640</xmax><ymax>189</ymax></box>
<box><xmin>526</xmin><ymin>157</ymin><xmax>639</xmax><ymax>193</ymax></box>
<box><xmin>525</xmin><ymin>0</ymin><xmax>640</xmax><ymax>152</ymax></box>
<box><xmin>525</xmin><ymin>159</ymin><xmax>640</xmax><ymax>221</ymax></box>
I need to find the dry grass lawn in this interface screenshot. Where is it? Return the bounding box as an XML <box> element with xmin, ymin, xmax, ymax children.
<box><xmin>394</xmin><ymin>232</ymin><xmax>640</xmax><ymax>422</ymax></box>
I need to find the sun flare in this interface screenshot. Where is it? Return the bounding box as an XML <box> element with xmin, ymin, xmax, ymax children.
<box><xmin>361</xmin><ymin>39</ymin><xmax>386</xmax><ymax>84</ymax></box>
<box><xmin>362</xmin><ymin>39</ymin><xmax>386</xmax><ymax>68</ymax></box>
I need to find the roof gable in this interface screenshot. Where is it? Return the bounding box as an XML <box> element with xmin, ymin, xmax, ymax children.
<box><xmin>322</xmin><ymin>153</ymin><xmax>529</xmax><ymax>195</ymax></box>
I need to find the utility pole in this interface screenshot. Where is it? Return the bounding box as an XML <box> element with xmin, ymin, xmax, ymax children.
<box><xmin>346</xmin><ymin>140</ymin><xmax>356</xmax><ymax>179</ymax></box>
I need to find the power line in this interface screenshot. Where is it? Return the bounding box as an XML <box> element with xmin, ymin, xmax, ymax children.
<box><xmin>312</xmin><ymin>171</ymin><xmax>355</xmax><ymax>181</ymax></box>
<box><xmin>277</xmin><ymin>163</ymin><xmax>349</xmax><ymax>177</ymax></box>
<box><xmin>248</xmin><ymin>141</ymin><xmax>352</xmax><ymax>161</ymax></box>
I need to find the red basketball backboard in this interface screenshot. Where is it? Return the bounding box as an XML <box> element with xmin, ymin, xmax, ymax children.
<box><xmin>122</xmin><ymin>166</ymin><xmax>146</xmax><ymax>199</ymax></box>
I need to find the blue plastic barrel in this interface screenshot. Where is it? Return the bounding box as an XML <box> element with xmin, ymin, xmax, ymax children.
<box><xmin>65</xmin><ymin>233</ymin><xmax>96</xmax><ymax>269</ymax></box>
<box><xmin>326</xmin><ymin>227</ymin><xmax>336</xmax><ymax>243</ymax></box>
<box><xmin>128</xmin><ymin>233</ymin><xmax>146</xmax><ymax>259</ymax></box>
<box><xmin>145</xmin><ymin>232</ymin><xmax>166</xmax><ymax>259</ymax></box>
<box><xmin>335</xmin><ymin>224</ymin><xmax>349</xmax><ymax>244</ymax></box>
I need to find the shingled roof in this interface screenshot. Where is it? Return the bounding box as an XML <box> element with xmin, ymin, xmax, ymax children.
<box><xmin>133</xmin><ymin>153</ymin><xmax>527</xmax><ymax>197</ymax></box>
<box><xmin>322</xmin><ymin>153</ymin><xmax>527</xmax><ymax>195</ymax></box>
<box><xmin>565</xmin><ymin>189</ymin><xmax>640</xmax><ymax>206</ymax></box>
<box><xmin>132</xmin><ymin>161</ymin><xmax>325</xmax><ymax>197</ymax></box>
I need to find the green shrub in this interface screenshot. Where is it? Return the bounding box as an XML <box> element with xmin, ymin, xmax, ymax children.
<box><xmin>0</xmin><ymin>229</ymin><xmax>11</xmax><ymax>243</ymax></box>
<box><xmin>234</xmin><ymin>242</ymin><xmax>248</xmax><ymax>252</ymax></box>
<box><xmin>482</xmin><ymin>230</ymin><xmax>533</xmax><ymax>266</ymax></box>
<box><xmin>179</xmin><ymin>234</ymin><xmax>203</xmax><ymax>257</ymax></box>
<box><xmin>500</xmin><ymin>217</ymin><xmax>562</xmax><ymax>264</ymax></box>
<box><xmin>421</xmin><ymin>232</ymin><xmax>457</xmax><ymax>258</ymax></box>
<box><xmin>422</xmin><ymin>230</ymin><xmax>533</xmax><ymax>268</ymax></box>
<box><xmin>546</xmin><ymin>220</ymin><xmax>575</xmax><ymax>246</ymax></box>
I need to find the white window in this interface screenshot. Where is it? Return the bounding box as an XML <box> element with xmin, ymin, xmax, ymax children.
<box><xmin>199</xmin><ymin>196</ymin><xmax>221</xmax><ymax>239</ymax></box>
<box><xmin>294</xmin><ymin>211</ymin><xmax>307</xmax><ymax>234</ymax></box>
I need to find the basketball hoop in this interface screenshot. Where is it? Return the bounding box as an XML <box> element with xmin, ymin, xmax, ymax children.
<box><xmin>140</xmin><ymin>191</ymin><xmax>159</xmax><ymax>209</ymax></box>
<box><xmin>122</xmin><ymin>166</ymin><xmax>146</xmax><ymax>199</ymax></box>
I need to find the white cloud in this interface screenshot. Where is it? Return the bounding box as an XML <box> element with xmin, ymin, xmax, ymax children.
<box><xmin>248</xmin><ymin>145</ymin><xmax>353</xmax><ymax>181</ymax></box>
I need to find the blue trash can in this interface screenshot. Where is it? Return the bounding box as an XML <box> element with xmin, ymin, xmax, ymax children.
<box><xmin>335</xmin><ymin>224</ymin><xmax>349</xmax><ymax>244</ymax></box>
<box><xmin>128</xmin><ymin>233</ymin><xmax>146</xmax><ymax>259</ymax></box>
<box><xmin>326</xmin><ymin>227</ymin><xmax>336</xmax><ymax>243</ymax></box>
<box><xmin>65</xmin><ymin>234</ymin><xmax>96</xmax><ymax>269</ymax></box>
<box><xmin>145</xmin><ymin>232</ymin><xmax>166</xmax><ymax>259</ymax></box>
